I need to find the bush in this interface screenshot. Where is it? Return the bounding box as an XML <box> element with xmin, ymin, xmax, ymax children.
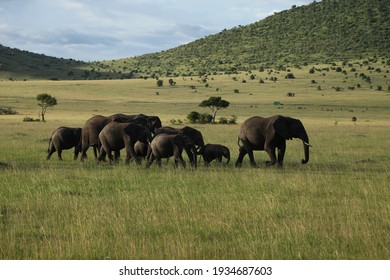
<box><xmin>23</xmin><ymin>116</ymin><xmax>40</xmax><ymax>122</ymax></box>
<box><xmin>0</xmin><ymin>107</ymin><xmax>17</xmax><ymax>115</ymax></box>
<box><xmin>199</xmin><ymin>113</ymin><xmax>213</xmax><ymax>124</ymax></box>
<box><xmin>186</xmin><ymin>111</ymin><xmax>212</xmax><ymax>124</ymax></box>
<box><xmin>187</xmin><ymin>111</ymin><xmax>200</xmax><ymax>123</ymax></box>
<box><xmin>285</xmin><ymin>73</ymin><xmax>295</xmax><ymax>79</ymax></box>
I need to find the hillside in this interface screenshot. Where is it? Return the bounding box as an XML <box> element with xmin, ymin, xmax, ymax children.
<box><xmin>0</xmin><ymin>45</ymin><xmax>125</xmax><ymax>81</ymax></box>
<box><xmin>1</xmin><ymin>0</ymin><xmax>389</xmax><ymax>80</ymax></box>
<box><xmin>113</xmin><ymin>0</ymin><xmax>389</xmax><ymax>77</ymax></box>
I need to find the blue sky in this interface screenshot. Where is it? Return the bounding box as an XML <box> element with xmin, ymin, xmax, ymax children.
<box><xmin>0</xmin><ymin>0</ymin><xmax>314</xmax><ymax>61</ymax></box>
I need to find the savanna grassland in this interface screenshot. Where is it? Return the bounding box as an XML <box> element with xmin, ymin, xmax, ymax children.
<box><xmin>0</xmin><ymin>61</ymin><xmax>389</xmax><ymax>259</ymax></box>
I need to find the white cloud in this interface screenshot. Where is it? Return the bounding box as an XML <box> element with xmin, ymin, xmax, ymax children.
<box><xmin>0</xmin><ymin>0</ymin><xmax>314</xmax><ymax>60</ymax></box>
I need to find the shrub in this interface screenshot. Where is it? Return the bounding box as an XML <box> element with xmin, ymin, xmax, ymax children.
<box><xmin>187</xmin><ymin>111</ymin><xmax>200</xmax><ymax>123</ymax></box>
<box><xmin>199</xmin><ymin>113</ymin><xmax>213</xmax><ymax>124</ymax></box>
<box><xmin>285</xmin><ymin>73</ymin><xmax>295</xmax><ymax>79</ymax></box>
<box><xmin>23</xmin><ymin>116</ymin><xmax>40</xmax><ymax>122</ymax></box>
<box><xmin>0</xmin><ymin>107</ymin><xmax>17</xmax><ymax>115</ymax></box>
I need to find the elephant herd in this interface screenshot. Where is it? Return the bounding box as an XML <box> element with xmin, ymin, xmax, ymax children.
<box><xmin>47</xmin><ymin>113</ymin><xmax>310</xmax><ymax>168</ymax></box>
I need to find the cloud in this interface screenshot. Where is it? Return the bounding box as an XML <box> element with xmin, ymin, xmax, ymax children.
<box><xmin>0</xmin><ymin>0</ymin><xmax>314</xmax><ymax>60</ymax></box>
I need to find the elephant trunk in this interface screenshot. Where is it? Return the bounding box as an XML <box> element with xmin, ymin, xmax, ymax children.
<box><xmin>301</xmin><ymin>132</ymin><xmax>310</xmax><ymax>164</ymax></box>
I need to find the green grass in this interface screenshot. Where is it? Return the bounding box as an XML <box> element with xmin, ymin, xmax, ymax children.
<box><xmin>0</xmin><ymin>61</ymin><xmax>389</xmax><ymax>259</ymax></box>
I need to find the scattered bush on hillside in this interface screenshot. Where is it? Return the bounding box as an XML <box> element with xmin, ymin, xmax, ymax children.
<box><xmin>0</xmin><ymin>107</ymin><xmax>17</xmax><ymax>115</ymax></box>
<box><xmin>285</xmin><ymin>73</ymin><xmax>296</xmax><ymax>79</ymax></box>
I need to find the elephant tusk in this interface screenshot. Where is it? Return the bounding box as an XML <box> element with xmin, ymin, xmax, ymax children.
<box><xmin>303</xmin><ymin>141</ymin><xmax>312</xmax><ymax>147</ymax></box>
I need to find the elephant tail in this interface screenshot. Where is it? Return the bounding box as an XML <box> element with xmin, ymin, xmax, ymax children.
<box><xmin>237</xmin><ymin>137</ymin><xmax>242</xmax><ymax>148</ymax></box>
<box><xmin>47</xmin><ymin>137</ymin><xmax>53</xmax><ymax>153</ymax></box>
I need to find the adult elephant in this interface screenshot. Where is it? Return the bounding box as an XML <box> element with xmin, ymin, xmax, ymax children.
<box><xmin>98</xmin><ymin>122</ymin><xmax>151</xmax><ymax>164</ymax></box>
<box><xmin>146</xmin><ymin>133</ymin><xmax>197</xmax><ymax>168</ymax></box>
<box><xmin>47</xmin><ymin>126</ymin><xmax>82</xmax><ymax>160</ymax></box>
<box><xmin>80</xmin><ymin>113</ymin><xmax>146</xmax><ymax>161</ymax></box>
<box><xmin>154</xmin><ymin>126</ymin><xmax>205</xmax><ymax>166</ymax></box>
<box><xmin>235</xmin><ymin>115</ymin><xmax>310</xmax><ymax>168</ymax></box>
<box><xmin>198</xmin><ymin>144</ymin><xmax>230</xmax><ymax>166</ymax></box>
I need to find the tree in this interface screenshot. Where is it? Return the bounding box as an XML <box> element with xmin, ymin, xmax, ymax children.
<box><xmin>36</xmin><ymin>93</ymin><xmax>57</xmax><ymax>122</ymax></box>
<box><xmin>199</xmin><ymin>96</ymin><xmax>230</xmax><ymax>123</ymax></box>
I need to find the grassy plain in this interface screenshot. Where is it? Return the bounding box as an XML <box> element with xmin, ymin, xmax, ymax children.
<box><xmin>0</xmin><ymin>62</ymin><xmax>389</xmax><ymax>259</ymax></box>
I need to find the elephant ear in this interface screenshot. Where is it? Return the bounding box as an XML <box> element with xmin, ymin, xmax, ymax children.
<box><xmin>173</xmin><ymin>135</ymin><xmax>184</xmax><ymax>147</ymax></box>
<box><xmin>179</xmin><ymin>126</ymin><xmax>193</xmax><ymax>136</ymax></box>
<box><xmin>124</xmin><ymin>123</ymin><xmax>139</xmax><ymax>140</ymax></box>
<box><xmin>74</xmin><ymin>128</ymin><xmax>82</xmax><ymax>139</ymax></box>
<box><xmin>272</xmin><ymin>116</ymin><xmax>291</xmax><ymax>139</ymax></box>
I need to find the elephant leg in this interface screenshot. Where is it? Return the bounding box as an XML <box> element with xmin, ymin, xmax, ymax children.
<box><xmin>277</xmin><ymin>142</ymin><xmax>286</xmax><ymax>168</ymax></box>
<box><xmin>80</xmin><ymin>150</ymin><xmax>87</xmax><ymax>161</ymax></box>
<box><xmin>47</xmin><ymin>146</ymin><xmax>56</xmax><ymax>160</ymax></box>
<box><xmin>101</xmin><ymin>145</ymin><xmax>113</xmax><ymax>163</ymax></box>
<box><xmin>93</xmin><ymin>146</ymin><xmax>99</xmax><ymax>159</ymax></box>
<box><xmin>247</xmin><ymin>150</ymin><xmax>258</xmax><ymax>168</ymax></box>
<box><xmin>235</xmin><ymin>146</ymin><xmax>247</xmax><ymax>167</ymax></box>
<box><xmin>125</xmin><ymin>142</ymin><xmax>139</xmax><ymax>165</ymax></box>
<box><xmin>97</xmin><ymin>148</ymin><xmax>106</xmax><ymax>162</ymax></box>
<box><xmin>57</xmin><ymin>149</ymin><xmax>63</xmax><ymax>160</ymax></box>
<box><xmin>265</xmin><ymin>147</ymin><xmax>277</xmax><ymax>166</ymax></box>
<box><xmin>73</xmin><ymin>148</ymin><xmax>80</xmax><ymax>160</ymax></box>
<box><xmin>184</xmin><ymin>149</ymin><xmax>195</xmax><ymax>167</ymax></box>
<box><xmin>145</xmin><ymin>154</ymin><xmax>155</xmax><ymax>168</ymax></box>
<box><xmin>114</xmin><ymin>150</ymin><xmax>120</xmax><ymax>164</ymax></box>
<box><xmin>174</xmin><ymin>154</ymin><xmax>186</xmax><ymax>168</ymax></box>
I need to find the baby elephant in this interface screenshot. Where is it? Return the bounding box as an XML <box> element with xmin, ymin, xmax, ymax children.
<box><xmin>47</xmin><ymin>127</ymin><xmax>82</xmax><ymax>160</ymax></box>
<box><xmin>146</xmin><ymin>133</ymin><xmax>197</xmax><ymax>168</ymax></box>
<box><xmin>198</xmin><ymin>144</ymin><xmax>230</xmax><ymax>166</ymax></box>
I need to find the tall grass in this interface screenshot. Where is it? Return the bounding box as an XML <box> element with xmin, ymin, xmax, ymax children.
<box><xmin>0</xmin><ymin>63</ymin><xmax>389</xmax><ymax>259</ymax></box>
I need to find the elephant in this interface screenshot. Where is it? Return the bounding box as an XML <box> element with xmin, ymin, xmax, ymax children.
<box><xmin>80</xmin><ymin>113</ymin><xmax>147</xmax><ymax>161</ymax></box>
<box><xmin>198</xmin><ymin>144</ymin><xmax>230</xmax><ymax>166</ymax></box>
<box><xmin>235</xmin><ymin>115</ymin><xmax>310</xmax><ymax>168</ymax></box>
<box><xmin>97</xmin><ymin>122</ymin><xmax>152</xmax><ymax>164</ymax></box>
<box><xmin>47</xmin><ymin>126</ymin><xmax>82</xmax><ymax>160</ymax></box>
<box><xmin>146</xmin><ymin>133</ymin><xmax>197</xmax><ymax>168</ymax></box>
<box><xmin>154</xmin><ymin>126</ymin><xmax>205</xmax><ymax>165</ymax></box>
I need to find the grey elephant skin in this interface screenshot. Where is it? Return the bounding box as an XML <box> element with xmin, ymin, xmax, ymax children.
<box><xmin>154</xmin><ymin>126</ymin><xmax>205</xmax><ymax>165</ymax></box>
<box><xmin>98</xmin><ymin>122</ymin><xmax>152</xmax><ymax>164</ymax></box>
<box><xmin>146</xmin><ymin>133</ymin><xmax>197</xmax><ymax>168</ymax></box>
<box><xmin>235</xmin><ymin>115</ymin><xmax>310</xmax><ymax>167</ymax></box>
<box><xmin>80</xmin><ymin>113</ymin><xmax>161</xmax><ymax>161</ymax></box>
<box><xmin>198</xmin><ymin>144</ymin><xmax>230</xmax><ymax>166</ymax></box>
<box><xmin>47</xmin><ymin>126</ymin><xmax>82</xmax><ymax>160</ymax></box>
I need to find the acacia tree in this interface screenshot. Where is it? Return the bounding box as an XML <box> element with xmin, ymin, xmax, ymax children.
<box><xmin>36</xmin><ymin>93</ymin><xmax>57</xmax><ymax>122</ymax></box>
<box><xmin>199</xmin><ymin>96</ymin><xmax>230</xmax><ymax>123</ymax></box>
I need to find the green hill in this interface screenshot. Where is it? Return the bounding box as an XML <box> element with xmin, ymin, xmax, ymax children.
<box><xmin>0</xmin><ymin>45</ymin><xmax>126</xmax><ymax>81</ymax></box>
<box><xmin>1</xmin><ymin>0</ymin><xmax>389</xmax><ymax>80</ymax></box>
<box><xmin>116</xmin><ymin>0</ymin><xmax>389</xmax><ymax>77</ymax></box>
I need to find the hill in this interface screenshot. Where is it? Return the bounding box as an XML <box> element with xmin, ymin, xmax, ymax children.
<box><xmin>0</xmin><ymin>45</ymin><xmax>126</xmax><ymax>81</ymax></box>
<box><xmin>112</xmin><ymin>0</ymin><xmax>389</xmax><ymax>77</ymax></box>
<box><xmin>1</xmin><ymin>0</ymin><xmax>389</xmax><ymax>80</ymax></box>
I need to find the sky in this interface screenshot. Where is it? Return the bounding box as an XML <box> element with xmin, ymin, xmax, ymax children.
<box><xmin>0</xmin><ymin>0</ymin><xmax>314</xmax><ymax>61</ymax></box>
